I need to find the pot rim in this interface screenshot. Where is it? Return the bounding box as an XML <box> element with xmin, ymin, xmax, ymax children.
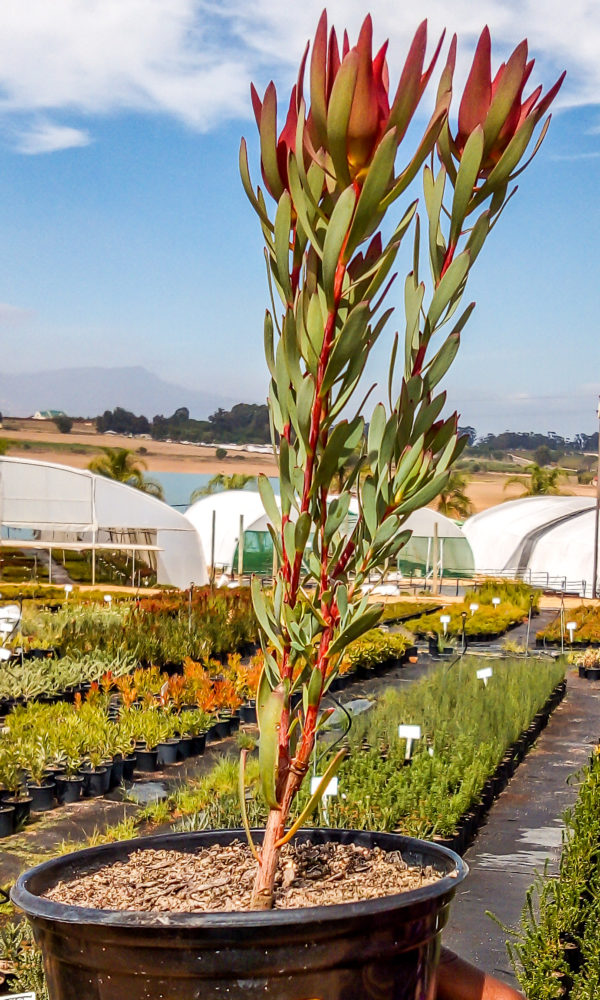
<box><xmin>12</xmin><ymin>827</ymin><xmax>467</xmax><ymax>929</ymax></box>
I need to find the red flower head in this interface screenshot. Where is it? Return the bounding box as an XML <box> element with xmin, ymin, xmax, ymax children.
<box><xmin>248</xmin><ymin>11</ymin><xmax>449</xmax><ymax>196</ymax></box>
<box><xmin>308</xmin><ymin>12</ymin><xmax>445</xmax><ymax>185</ymax></box>
<box><xmin>448</xmin><ymin>27</ymin><xmax>565</xmax><ymax>176</ymax></box>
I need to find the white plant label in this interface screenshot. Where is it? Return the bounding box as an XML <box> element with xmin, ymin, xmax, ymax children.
<box><xmin>310</xmin><ymin>776</ymin><xmax>338</xmax><ymax>798</ymax></box>
<box><xmin>477</xmin><ymin>667</ymin><xmax>493</xmax><ymax>686</ymax></box>
<box><xmin>398</xmin><ymin>724</ymin><xmax>421</xmax><ymax>760</ymax></box>
<box><xmin>0</xmin><ymin>994</ymin><xmax>36</xmax><ymax>999</ymax></box>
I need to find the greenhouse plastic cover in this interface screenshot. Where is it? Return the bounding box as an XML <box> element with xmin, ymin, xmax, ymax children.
<box><xmin>463</xmin><ymin>496</ymin><xmax>598</xmax><ymax>595</ymax></box>
<box><xmin>186</xmin><ymin>490</ymin><xmax>472</xmax><ymax>573</ymax></box>
<box><xmin>0</xmin><ymin>457</ymin><xmax>207</xmax><ymax>588</ymax></box>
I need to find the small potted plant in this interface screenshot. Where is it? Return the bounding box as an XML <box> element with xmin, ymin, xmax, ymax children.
<box><xmin>24</xmin><ymin>737</ymin><xmax>56</xmax><ymax>813</ymax></box>
<box><xmin>0</xmin><ymin>745</ymin><xmax>32</xmax><ymax>828</ymax></box>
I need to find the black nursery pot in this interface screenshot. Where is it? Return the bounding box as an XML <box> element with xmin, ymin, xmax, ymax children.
<box><xmin>190</xmin><ymin>732</ymin><xmax>206</xmax><ymax>756</ymax></box>
<box><xmin>135</xmin><ymin>749</ymin><xmax>158</xmax><ymax>773</ymax></box>
<box><xmin>240</xmin><ymin>701</ymin><xmax>257</xmax><ymax>724</ymax></box>
<box><xmin>55</xmin><ymin>776</ymin><xmax>84</xmax><ymax>805</ymax></box>
<box><xmin>80</xmin><ymin>768</ymin><xmax>108</xmax><ymax>798</ymax></box>
<box><xmin>0</xmin><ymin>805</ymin><xmax>15</xmax><ymax>837</ymax></box>
<box><xmin>12</xmin><ymin>828</ymin><xmax>467</xmax><ymax>1000</ymax></box>
<box><xmin>177</xmin><ymin>736</ymin><xmax>193</xmax><ymax>761</ymax></box>
<box><xmin>587</xmin><ymin>666</ymin><xmax>600</xmax><ymax>681</ymax></box>
<box><xmin>157</xmin><ymin>740</ymin><xmax>180</xmax><ymax>768</ymax></box>
<box><xmin>122</xmin><ymin>755</ymin><xmax>137</xmax><ymax>782</ymax></box>
<box><xmin>5</xmin><ymin>795</ymin><xmax>32</xmax><ymax>827</ymax></box>
<box><xmin>27</xmin><ymin>782</ymin><xmax>56</xmax><ymax>813</ymax></box>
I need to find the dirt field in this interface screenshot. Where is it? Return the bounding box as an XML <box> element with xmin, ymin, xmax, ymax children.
<box><xmin>0</xmin><ymin>419</ymin><xmax>594</xmax><ymax>512</ymax></box>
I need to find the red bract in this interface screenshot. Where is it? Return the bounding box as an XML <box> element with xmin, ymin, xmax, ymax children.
<box><xmin>250</xmin><ymin>11</ymin><xmax>447</xmax><ymax>193</ymax></box>
<box><xmin>309</xmin><ymin>12</ymin><xmax>443</xmax><ymax>183</ymax></box>
<box><xmin>451</xmin><ymin>26</ymin><xmax>565</xmax><ymax>175</ymax></box>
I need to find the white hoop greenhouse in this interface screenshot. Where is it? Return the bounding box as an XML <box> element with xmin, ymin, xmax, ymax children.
<box><xmin>463</xmin><ymin>496</ymin><xmax>598</xmax><ymax>596</ymax></box>
<box><xmin>0</xmin><ymin>457</ymin><xmax>207</xmax><ymax>589</ymax></box>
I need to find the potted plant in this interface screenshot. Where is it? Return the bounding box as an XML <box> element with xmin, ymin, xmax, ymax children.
<box><xmin>0</xmin><ymin>744</ymin><xmax>32</xmax><ymax>828</ymax></box>
<box><xmin>12</xmin><ymin>13</ymin><xmax>563</xmax><ymax>999</ymax></box>
<box><xmin>24</xmin><ymin>737</ymin><xmax>56</xmax><ymax>813</ymax></box>
<box><xmin>54</xmin><ymin>744</ymin><xmax>85</xmax><ymax>805</ymax></box>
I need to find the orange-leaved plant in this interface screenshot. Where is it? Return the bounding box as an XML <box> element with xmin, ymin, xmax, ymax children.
<box><xmin>241</xmin><ymin>11</ymin><xmax>563</xmax><ymax>908</ymax></box>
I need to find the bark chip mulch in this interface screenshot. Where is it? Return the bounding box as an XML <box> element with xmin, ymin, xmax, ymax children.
<box><xmin>46</xmin><ymin>840</ymin><xmax>442</xmax><ymax>912</ymax></box>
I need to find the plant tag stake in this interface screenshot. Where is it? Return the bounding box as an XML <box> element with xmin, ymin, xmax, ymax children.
<box><xmin>0</xmin><ymin>993</ymin><xmax>36</xmax><ymax>999</ymax></box>
<box><xmin>398</xmin><ymin>724</ymin><xmax>421</xmax><ymax>761</ymax></box>
<box><xmin>477</xmin><ymin>667</ymin><xmax>493</xmax><ymax>687</ymax></box>
<box><xmin>310</xmin><ymin>776</ymin><xmax>338</xmax><ymax>825</ymax></box>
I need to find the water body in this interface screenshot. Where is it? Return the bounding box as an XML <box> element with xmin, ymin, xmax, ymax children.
<box><xmin>152</xmin><ymin>471</ymin><xmax>279</xmax><ymax>511</ymax></box>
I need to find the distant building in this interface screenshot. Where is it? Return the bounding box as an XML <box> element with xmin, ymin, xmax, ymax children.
<box><xmin>33</xmin><ymin>410</ymin><xmax>67</xmax><ymax>420</ymax></box>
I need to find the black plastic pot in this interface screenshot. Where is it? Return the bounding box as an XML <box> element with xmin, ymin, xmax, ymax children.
<box><xmin>12</xmin><ymin>827</ymin><xmax>467</xmax><ymax>1000</ymax></box>
<box><xmin>177</xmin><ymin>736</ymin><xmax>193</xmax><ymax>761</ymax></box>
<box><xmin>5</xmin><ymin>796</ymin><xmax>32</xmax><ymax>827</ymax></box>
<box><xmin>587</xmin><ymin>666</ymin><xmax>600</xmax><ymax>681</ymax></box>
<box><xmin>240</xmin><ymin>701</ymin><xmax>257</xmax><ymax>724</ymax></box>
<box><xmin>122</xmin><ymin>755</ymin><xmax>137</xmax><ymax>782</ymax></box>
<box><xmin>135</xmin><ymin>749</ymin><xmax>158</xmax><ymax>773</ymax></box>
<box><xmin>27</xmin><ymin>782</ymin><xmax>56</xmax><ymax>812</ymax></box>
<box><xmin>190</xmin><ymin>732</ymin><xmax>206</xmax><ymax>756</ymax></box>
<box><xmin>110</xmin><ymin>755</ymin><xmax>124</xmax><ymax>789</ymax></box>
<box><xmin>55</xmin><ymin>776</ymin><xmax>84</xmax><ymax>805</ymax></box>
<box><xmin>0</xmin><ymin>805</ymin><xmax>15</xmax><ymax>837</ymax></box>
<box><xmin>211</xmin><ymin>719</ymin><xmax>230</xmax><ymax>741</ymax></box>
<box><xmin>80</xmin><ymin>768</ymin><xmax>108</xmax><ymax>798</ymax></box>
<box><xmin>157</xmin><ymin>740</ymin><xmax>180</xmax><ymax>767</ymax></box>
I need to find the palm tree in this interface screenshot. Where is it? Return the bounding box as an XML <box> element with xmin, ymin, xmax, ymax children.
<box><xmin>504</xmin><ymin>463</ymin><xmax>564</xmax><ymax>497</ymax></box>
<box><xmin>435</xmin><ymin>471</ymin><xmax>473</xmax><ymax>519</ymax></box>
<box><xmin>189</xmin><ymin>473</ymin><xmax>257</xmax><ymax>504</ymax></box>
<box><xmin>87</xmin><ymin>447</ymin><xmax>164</xmax><ymax>500</ymax></box>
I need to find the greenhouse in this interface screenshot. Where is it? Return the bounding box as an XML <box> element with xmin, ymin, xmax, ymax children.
<box><xmin>185</xmin><ymin>490</ymin><xmax>474</xmax><ymax>581</ymax></box>
<box><xmin>0</xmin><ymin>457</ymin><xmax>207</xmax><ymax>589</ymax></box>
<box><xmin>463</xmin><ymin>496</ymin><xmax>598</xmax><ymax>596</ymax></box>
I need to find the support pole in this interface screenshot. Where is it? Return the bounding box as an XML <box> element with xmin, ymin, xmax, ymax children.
<box><xmin>48</xmin><ymin>549</ymin><xmax>52</xmax><ymax>584</ymax></box>
<box><xmin>92</xmin><ymin>534</ymin><xmax>96</xmax><ymax>587</ymax></box>
<box><xmin>238</xmin><ymin>515</ymin><xmax>244</xmax><ymax>583</ymax></box>
<box><xmin>592</xmin><ymin>396</ymin><xmax>600</xmax><ymax>599</ymax></box>
<box><xmin>431</xmin><ymin>523</ymin><xmax>439</xmax><ymax>596</ymax></box>
<box><xmin>131</xmin><ymin>549</ymin><xmax>135</xmax><ymax>589</ymax></box>
<box><xmin>210</xmin><ymin>510</ymin><xmax>216</xmax><ymax>587</ymax></box>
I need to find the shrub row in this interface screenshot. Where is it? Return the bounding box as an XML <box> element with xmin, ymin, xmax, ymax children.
<box><xmin>509</xmin><ymin>749</ymin><xmax>600</xmax><ymax>999</ymax></box>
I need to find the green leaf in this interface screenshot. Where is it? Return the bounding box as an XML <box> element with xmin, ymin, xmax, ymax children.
<box><xmin>326</xmin><ymin>52</ymin><xmax>358</xmax><ymax>188</ymax></box>
<box><xmin>395</xmin><ymin>471</ymin><xmax>450</xmax><ymax>515</ymax></box>
<box><xmin>367</xmin><ymin>403</ymin><xmax>386</xmax><ymax>463</ymax></box>
<box><xmin>450</xmin><ymin>127</ymin><xmax>484</xmax><ymax>242</ymax></box>
<box><xmin>258</xmin><ymin>475</ymin><xmax>282</xmax><ymax>531</ymax></box>
<box><xmin>263</xmin><ymin>311</ymin><xmax>276</xmax><ymax>379</ymax></box>
<box><xmin>328</xmin><ymin>605</ymin><xmax>383</xmax><ymax>656</ymax></box>
<box><xmin>322</xmin><ymin>186</ymin><xmax>357</xmax><ymax>309</ymax></box>
<box><xmin>426</xmin><ymin>251</ymin><xmax>470</xmax><ymax>332</ymax></box>
<box><xmin>314</xmin><ymin>418</ymin><xmax>364</xmax><ymax>489</ymax></box>
<box><xmin>424</xmin><ymin>331</ymin><xmax>461</xmax><ymax>392</ymax></box>
<box><xmin>257</xmin><ymin>84</ymin><xmax>284</xmax><ymax>201</ymax></box>
<box><xmin>295</xmin><ymin>375</ymin><xmax>315</xmax><ymax>445</ymax></box>
<box><xmin>287</xmin><ymin>156</ymin><xmax>323</xmax><ymax>258</ymax></box>
<box><xmin>464</xmin><ymin>212</ymin><xmax>490</xmax><ymax>265</ymax></box>
<box><xmin>258</xmin><ymin>683</ymin><xmax>284</xmax><ymax>809</ymax></box>
<box><xmin>238</xmin><ymin>750</ymin><xmax>261</xmax><ymax>863</ymax></box>
<box><xmin>294</xmin><ymin>511</ymin><xmax>311</xmax><ymax>553</ymax></box>
<box><xmin>251</xmin><ymin>575</ymin><xmax>283</xmax><ymax>653</ymax></box>
<box><xmin>372</xmin><ymin>514</ymin><xmax>400</xmax><ymax>551</ymax></box>
<box><xmin>359</xmin><ymin>476</ymin><xmax>378</xmax><ymax>539</ymax></box>
<box><xmin>239</xmin><ymin>138</ymin><xmax>274</xmax><ymax>231</ymax></box>
<box><xmin>321</xmin><ymin>302</ymin><xmax>370</xmax><ymax>394</ymax></box>
<box><xmin>324</xmin><ymin>493</ymin><xmax>351</xmax><ymax>544</ymax></box>
<box><xmin>393</xmin><ymin>434</ymin><xmax>425</xmax><ymax>494</ymax></box>
<box><xmin>347</xmin><ymin>128</ymin><xmax>398</xmax><ymax>253</ymax></box>
<box><xmin>274</xmin><ymin>192</ymin><xmax>293</xmax><ymax>302</ymax></box>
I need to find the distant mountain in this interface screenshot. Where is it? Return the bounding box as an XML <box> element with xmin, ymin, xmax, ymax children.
<box><xmin>0</xmin><ymin>367</ymin><xmax>237</xmax><ymax>420</ymax></box>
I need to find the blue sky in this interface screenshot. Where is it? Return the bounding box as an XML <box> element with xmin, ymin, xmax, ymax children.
<box><xmin>0</xmin><ymin>0</ymin><xmax>597</xmax><ymax>436</ymax></box>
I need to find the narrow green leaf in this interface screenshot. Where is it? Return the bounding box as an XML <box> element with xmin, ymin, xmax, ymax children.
<box><xmin>294</xmin><ymin>511</ymin><xmax>311</xmax><ymax>553</ymax></box>
<box><xmin>322</xmin><ymin>186</ymin><xmax>357</xmax><ymax>309</ymax></box>
<box><xmin>239</xmin><ymin>750</ymin><xmax>261</xmax><ymax>863</ymax></box>
<box><xmin>321</xmin><ymin>302</ymin><xmax>370</xmax><ymax>393</ymax></box>
<box><xmin>251</xmin><ymin>575</ymin><xmax>283</xmax><ymax>652</ymax></box>
<box><xmin>263</xmin><ymin>311</ymin><xmax>276</xmax><ymax>379</ymax></box>
<box><xmin>239</xmin><ymin>138</ymin><xmax>274</xmax><ymax>231</ymax></box>
<box><xmin>258</xmin><ymin>683</ymin><xmax>284</xmax><ymax>809</ymax></box>
<box><xmin>426</xmin><ymin>250</ymin><xmax>470</xmax><ymax>331</ymax></box>
<box><xmin>326</xmin><ymin>52</ymin><xmax>358</xmax><ymax>187</ymax></box>
<box><xmin>424</xmin><ymin>331</ymin><xmax>461</xmax><ymax>391</ymax></box>
<box><xmin>347</xmin><ymin>128</ymin><xmax>398</xmax><ymax>253</ymax></box>
<box><xmin>450</xmin><ymin>126</ymin><xmax>484</xmax><ymax>242</ymax></box>
<box><xmin>275</xmin><ymin>749</ymin><xmax>347</xmax><ymax>847</ymax></box>
<box><xmin>274</xmin><ymin>192</ymin><xmax>293</xmax><ymax>302</ymax></box>
<box><xmin>328</xmin><ymin>605</ymin><xmax>383</xmax><ymax>656</ymax></box>
<box><xmin>258</xmin><ymin>475</ymin><xmax>282</xmax><ymax>531</ymax></box>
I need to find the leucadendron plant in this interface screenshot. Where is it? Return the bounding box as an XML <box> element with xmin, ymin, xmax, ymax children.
<box><xmin>241</xmin><ymin>11</ymin><xmax>564</xmax><ymax>907</ymax></box>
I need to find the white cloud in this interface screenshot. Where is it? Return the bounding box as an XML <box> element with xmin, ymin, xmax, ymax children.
<box><xmin>0</xmin><ymin>0</ymin><xmax>597</xmax><ymax>153</ymax></box>
<box><xmin>0</xmin><ymin>302</ymin><xmax>34</xmax><ymax>325</ymax></box>
<box><xmin>15</xmin><ymin>121</ymin><xmax>91</xmax><ymax>154</ymax></box>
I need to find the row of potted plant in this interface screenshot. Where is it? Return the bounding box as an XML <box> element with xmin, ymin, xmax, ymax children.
<box><xmin>537</xmin><ymin>604</ymin><xmax>600</xmax><ymax>646</ymax></box>
<box><xmin>410</xmin><ymin>598</ymin><xmax>531</xmax><ymax>641</ymax></box>
<box><xmin>567</xmin><ymin>646</ymin><xmax>600</xmax><ymax>680</ymax></box>
<box><xmin>309</xmin><ymin>655</ymin><xmax>565</xmax><ymax>841</ymax></box>
<box><xmin>0</xmin><ymin>650</ymin><xmax>136</xmax><ymax>707</ymax></box>
<box><xmin>509</xmin><ymin>746</ymin><xmax>600</xmax><ymax>998</ymax></box>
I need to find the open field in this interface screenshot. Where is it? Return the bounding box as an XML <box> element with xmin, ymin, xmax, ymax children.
<box><xmin>0</xmin><ymin>419</ymin><xmax>595</xmax><ymax>511</ymax></box>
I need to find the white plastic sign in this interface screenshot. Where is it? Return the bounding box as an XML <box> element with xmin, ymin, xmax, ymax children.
<box><xmin>310</xmin><ymin>776</ymin><xmax>338</xmax><ymax>798</ymax></box>
<box><xmin>0</xmin><ymin>994</ymin><xmax>36</xmax><ymax>999</ymax></box>
<box><xmin>398</xmin><ymin>724</ymin><xmax>421</xmax><ymax>760</ymax></box>
<box><xmin>477</xmin><ymin>667</ymin><xmax>493</xmax><ymax>686</ymax></box>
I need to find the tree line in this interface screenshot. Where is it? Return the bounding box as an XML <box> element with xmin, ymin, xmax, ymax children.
<box><xmin>95</xmin><ymin>404</ymin><xmax>270</xmax><ymax>444</ymax></box>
